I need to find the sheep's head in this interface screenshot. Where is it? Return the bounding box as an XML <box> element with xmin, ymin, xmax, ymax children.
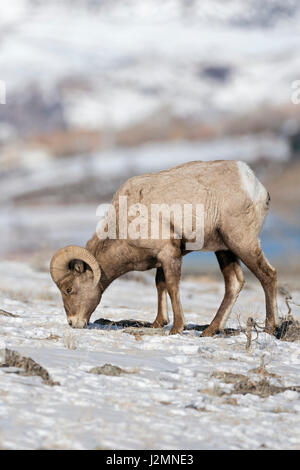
<box><xmin>50</xmin><ymin>246</ymin><xmax>102</xmax><ymax>328</ymax></box>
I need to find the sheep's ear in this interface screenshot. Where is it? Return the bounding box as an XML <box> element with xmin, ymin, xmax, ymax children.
<box><xmin>73</xmin><ymin>260</ymin><xmax>85</xmax><ymax>274</ymax></box>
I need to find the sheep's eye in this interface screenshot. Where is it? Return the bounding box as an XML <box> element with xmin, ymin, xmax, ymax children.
<box><xmin>66</xmin><ymin>287</ymin><xmax>73</xmax><ymax>295</ymax></box>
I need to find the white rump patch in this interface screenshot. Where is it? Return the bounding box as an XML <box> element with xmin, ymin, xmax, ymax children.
<box><xmin>237</xmin><ymin>161</ymin><xmax>268</xmax><ymax>204</ymax></box>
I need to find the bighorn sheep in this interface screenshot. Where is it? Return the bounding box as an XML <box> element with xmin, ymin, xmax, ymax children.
<box><xmin>50</xmin><ymin>160</ymin><xmax>277</xmax><ymax>336</ymax></box>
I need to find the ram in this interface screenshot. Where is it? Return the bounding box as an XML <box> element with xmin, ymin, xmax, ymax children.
<box><xmin>50</xmin><ymin>160</ymin><xmax>277</xmax><ymax>336</ymax></box>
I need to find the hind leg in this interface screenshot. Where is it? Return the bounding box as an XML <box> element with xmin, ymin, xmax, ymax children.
<box><xmin>225</xmin><ymin>238</ymin><xmax>277</xmax><ymax>333</ymax></box>
<box><xmin>160</xmin><ymin>255</ymin><xmax>184</xmax><ymax>335</ymax></box>
<box><xmin>202</xmin><ymin>250</ymin><xmax>244</xmax><ymax>337</ymax></box>
<box><xmin>152</xmin><ymin>267</ymin><xmax>169</xmax><ymax>328</ymax></box>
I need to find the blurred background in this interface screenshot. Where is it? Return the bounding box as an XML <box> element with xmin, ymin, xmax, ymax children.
<box><xmin>0</xmin><ymin>0</ymin><xmax>300</xmax><ymax>278</ymax></box>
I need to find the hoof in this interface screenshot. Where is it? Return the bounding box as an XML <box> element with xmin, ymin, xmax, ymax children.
<box><xmin>264</xmin><ymin>324</ymin><xmax>276</xmax><ymax>335</ymax></box>
<box><xmin>201</xmin><ymin>326</ymin><xmax>218</xmax><ymax>337</ymax></box>
<box><xmin>151</xmin><ymin>319</ymin><xmax>169</xmax><ymax>328</ymax></box>
<box><xmin>169</xmin><ymin>326</ymin><xmax>184</xmax><ymax>335</ymax></box>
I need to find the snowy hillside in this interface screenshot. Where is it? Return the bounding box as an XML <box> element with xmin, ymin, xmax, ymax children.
<box><xmin>0</xmin><ymin>136</ymin><xmax>291</xmax><ymax>259</ymax></box>
<box><xmin>1</xmin><ymin>2</ymin><xmax>300</xmax><ymax>451</ymax></box>
<box><xmin>0</xmin><ymin>260</ymin><xmax>300</xmax><ymax>449</ymax></box>
<box><xmin>0</xmin><ymin>0</ymin><xmax>299</xmax><ymax>134</ymax></box>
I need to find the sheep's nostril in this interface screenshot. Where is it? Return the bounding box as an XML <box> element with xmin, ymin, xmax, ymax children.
<box><xmin>68</xmin><ymin>320</ymin><xmax>72</xmax><ymax>326</ymax></box>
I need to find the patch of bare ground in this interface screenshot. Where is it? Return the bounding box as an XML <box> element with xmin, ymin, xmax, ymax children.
<box><xmin>232</xmin><ymin>377</ymin><xmax>300</xmax><ymax>399</ymax></box>
<box><xmin>211</xmin><ymin>358</ymin><xmax>300</xmax><ymax>399</ymax></box>
<box><xmin>0</xmin><ymin>349</ymin><xmax>60</xmax><ymax>386</ymax></box>
<box><xmin>94</xmin><ymin>318</ymin><xmax>152</xmax><ymax>329</ymax></box>
<box><xmin>88</xmin><ymin>364</ymin><xmax>136</xmax><ymax>376</ymax></box>
<box><xmin>93</xmin><ymin>317</ymin><xmax>240</xmax><ymax>338</ymax></box>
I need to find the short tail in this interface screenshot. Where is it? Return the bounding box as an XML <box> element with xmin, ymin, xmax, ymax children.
<box><xmin>266</xmin><ymin>192</ymin><xmax>271</xmax><ymax>210</ymax></box>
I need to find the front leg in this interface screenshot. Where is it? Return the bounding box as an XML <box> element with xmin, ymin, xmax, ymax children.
<box><xmin>161</xmin><ymin>256</ymin><xmax>184</xmax><ymax>335</ymax></box>
<box><xmin>152</xmin><ymin>267</ymin><xmax>169</xmax><ymax>328</ymax></box>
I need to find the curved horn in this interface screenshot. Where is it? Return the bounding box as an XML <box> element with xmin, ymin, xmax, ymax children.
<box><xmin>50</xmin><ymin>245</ymin><xmax>101</xmax><ymax>287</ymax></box>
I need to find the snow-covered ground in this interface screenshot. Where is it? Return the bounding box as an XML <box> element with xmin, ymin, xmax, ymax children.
<box><xmin>1</xmin><ymin>2</ymin><xmax>300</xmax><ymax>448</ymax></box>
<box><xmin>0</xmin><ymin>261</ymin><xmax>300</xmax><ymax>450</ymax></box>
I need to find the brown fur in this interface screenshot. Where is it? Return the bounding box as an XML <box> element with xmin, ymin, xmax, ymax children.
<box><xmin>52</xmin><ymin>160</ymin><xmax>277</xmax><ymax>335</ymax></box>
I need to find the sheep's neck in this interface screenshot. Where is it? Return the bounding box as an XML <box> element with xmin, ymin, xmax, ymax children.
<box><xmin>98</xmin><ymin>252</ymin><xmax>133</xmax><ymax>292</ymax></box>
<box><xmin>86</xmin><ymin>237</ymin><xmax>141</xmax><ymax>292</ymax></box>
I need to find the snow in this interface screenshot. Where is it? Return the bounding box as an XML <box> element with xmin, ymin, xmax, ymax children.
<box><xmin>1</xmin><ymin>1</ymin><xmax>300</xmax><ymax>130</ymax></box>
<box><xmin>0</xmin><ymin>2</ymin><xmax>299</xmax><ymax>449</ymax></box>
<box><xmin>0</xmin><ymin>260</ymin><xmax>300</xmax><ymax>449</ymax></box>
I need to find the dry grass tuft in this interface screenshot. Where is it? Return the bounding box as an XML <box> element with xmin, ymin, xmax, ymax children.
<box><xmin>63</xmin><ymin>331</ymin><xmax>78</xmax><ymax>350</ymax></box>
<box><xmin>0</xmin><ymin>309</ymin><xmax>19</xmax><ymax>318</ymax></box>
<box><xmin>211</xmin><ymin>360</ymin><xmax>300</xmax><ymax>399</ymax></box>
<box><xmin>248</xmin><ymin>356</ymin><xmax>280</xmax><ymax>378</ymax></box>
<box><xmin>30</xmin><ymin>334</ymin><xmax>61</xmax><ymax>342</ymax></box>
<box><xmin>275</xmin><ymin>316</ymin><xmax>300</xmax><ymax>342</ymax></box>
<box><xmin>212</xmin><ymin>371</ymin><xmax>248</xmax><ymax>384</ymax></box>
<box><xmin>275</xmin><ymin>287</ymin><xmax>300</xmax><ymax>342</ymax></box>
<box><xmin>88</xmin><ymin>364</ymin><xmax>136</xmax><ymax>376</ymax></box>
